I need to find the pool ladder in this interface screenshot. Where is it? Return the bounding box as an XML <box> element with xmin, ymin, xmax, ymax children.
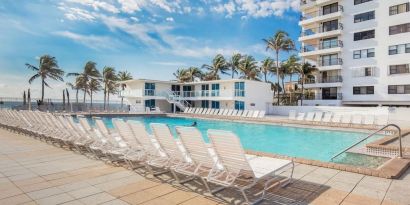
<box><xmin>330</xmin><ymin>124</ymin><xmax>403</xmax><ymax>161</ymax></box>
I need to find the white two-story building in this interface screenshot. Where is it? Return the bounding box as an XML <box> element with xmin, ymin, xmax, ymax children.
<box><xmin>119</xmin><ymin>79</ymin><xmax>274</xmax><ymax>113</ymax></box>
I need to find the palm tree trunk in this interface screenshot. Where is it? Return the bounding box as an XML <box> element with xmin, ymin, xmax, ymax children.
<box><xmin>76</xmin><ymin>89</ymin><xmax>79</xmax><ymax>104</ymax></box>
<box><xmin>103</xmin><ymin>84</ymin><xmax>106</xmax><ymax>110</ymax></box>
<box><xmin>264</xmin><ymin>73</ymin><xmax>267</xmax><ymax>82</ymax></box>
<box><xmin>121</xmin><ymin>86</ymin><xmax>124</xmax><ymax>109</ymax></box>
<box><xmin>289</xmin><ymin>74</ymin><xmax>292</xmax><ymax>105</ymax></box>
<box><xmin>107</xmin><ymin>93</ymin><xmax>110</xmax><ymax>111</ymax></box>
<box><xmin>276</xmin><ymin>51</ymin><xmax>280</xmax><ymax>105</ymax></box>
<box><xmin>90</xmin><ymin>89</ymin><xmax>93</xmax><ymax>108</ymax></box>
<box><xmin>41</xmin><ymin>78</ymin><xmax>45</xmax><ymax>102</ymax></box>
<box><xmin>232</xmin><ymin>69</ymin><xmax>234</xmax><ymax>79</ymax></box>
<box><xmin>301</xmin><ymin>74</ymin><xmax>304</xmax><ymax>106</ymax></box>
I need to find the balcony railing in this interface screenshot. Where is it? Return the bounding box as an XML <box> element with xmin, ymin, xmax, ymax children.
<box><xmin>318</xmin><ymin>58</ymin><xmax>343</xmax><ymax>66</ymax></box>
<box><xmin>301</xmin><ymin>23</ymin><xmax>343</xmax><ymax>37</ymax></box>
<box><xmin>304</xmin><ymin>76</ymin><xmax>343</xmax><ymax>84</ymax></box>
<box><xmin>302</xmin><ymin>40</ymin><xmax>343</xmax><ymax>53</ymax></box>
<box><xmin>300</xmin><ymin>5</ymin><xmax>344</xmax><ymax>21</ymax></box>
<box><xmin>303</xmin><ymin>92</ymin><xmax>343</xmax><ymax>100</ymax></box>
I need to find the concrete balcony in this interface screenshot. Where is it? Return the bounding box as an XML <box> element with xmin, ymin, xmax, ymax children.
<box><xmin>302</xmin><ymin>76</ymin><xmax>343</xmax><ymax>88</ymax></box>
<box><xmin>299</xmin><ymin>23</ymin><xmax>343</xmax><ymax>42</ymax></box>
<box><xmin>300</xmin><ymin>0</ymin><xmax>340</xmax><ymax>10</ymax></box>
<box><xmin>119</xmin><ymin>89</ymin><xmax>241</xmax><ymax>101</ymax></box>
<box><xmin>299</xmin><ymin>92</ymin><xmax>343</xmax><ymax>106</ymax></box>
<box><xmin>300</xmin><ymin>40</ymin><xmax>343</xmax><ymax>58</ymax></box>
<box><xmin>316</xmin><ymin>58</ymin><xmax>343</xmax><ymax>71</ymax></box>
<box><xmin>299</xmin><ymin>6</ymin><xmax>343</xmax><ymax>26</ymax></box>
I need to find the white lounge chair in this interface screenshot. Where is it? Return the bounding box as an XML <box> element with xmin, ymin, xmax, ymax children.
<box><xmin>231</xmin><ymin>110</ymin><xmax>238</xmax><ymax>116</ymax></box>
<box><xmin>236</xmin><ymin>110</ymin><xmax>243</xmax><ymax>117</ymax></box>
<box><xmin>364</xmin><ymin>115</ymin><xmax>375</xmax><ymax>126</ymax></box>
<box><xmin>352</xmin><ymin>114</ymin><xmax>363</xmax><ymax>125</ymax></box>
<box><xmin>288</xmin><ymin>110</ymin><xmax>296</xmax><ymax>120</ymax></box>
<box><xmin>296</xmin><ymin>112</ymin><xmax>305</xmax><ymax>121</ymax></box>
<box><xmin>222</xmin><ymin>109</ymin><xmax>229</xmax><ymax>116</ymax></box>
<box><xmin>341</xmin><ymin>114</ymin><xmax>352</xmax><ymax>125</ymax></box>
<box><xmin>331</xmin><ymin>113</ymin><xmax>342</xmax><ymax>124</ymax></box>
<box><xmin>226</xmin><ymin>109</ymin><xmax>234</xmax><ymax>116</ymax></box>
<box><xmin>322</xmin><ymin>112</ymin><xmax>333</xmax><ymax>124</ymax></box>
<box><xmin>252</xmin><ymin>110</ymin><xmax>260</xmax><ymax>118</ymax></box>
<box><xmin>218</xmin><ymin>109</ymin><xmax>225</xmax><ymax>116</ymax></box>
<box><xmin>313</xmin><ymin>112</ymin><xmax>323</xmax><ymax>123</ymax></box>
<box><xmin>207</xmin><ymin>129</ymin><xmax>294</xmax><ymax>204</ymax></box>
<box><xmin>241</xmin><ymin>110</ymin><xmax>249</xmax><ymax>118</ymax></box>
<box><xmin>246</xmin><ymin>110</ymin><xmax>254</xmax><ymax>118</ymax></box>
<box><xmin>375</xmin><ymin>115</ymin><xmax>388</xmax><ymax>127</ymax></box>
<box><xmin>205</xmin><ymin>109</ymin><xmax>212</xmax><ymax>115</ymax></box>
<box><xmin>305</xmin><ymin>112</ymin><xmax>315</xmax><ymax>122</ymax></box>
<box><xmin>258</xmin><ymin>111</ymin><xmax>266</xmax><ymax>118</ymax></box>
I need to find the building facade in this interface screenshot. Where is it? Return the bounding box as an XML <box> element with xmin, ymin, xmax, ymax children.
<box><xmin>119</xmin><ymin>79</ymin><xmax>273</xmax><ymax>113</ymax></box>
<box><xmin>299</xmin><ymin>0</ymin><xmax>410</xmax><ymax>106</ymax></box>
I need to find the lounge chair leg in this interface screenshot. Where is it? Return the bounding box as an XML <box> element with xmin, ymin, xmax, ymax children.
<box><xmin>209</xmin><ymin>186</ymin><xmax>225</xmax><ymax>195</ymax></box>
<box><xmin>178</xmin><ymin>176</ymin><xmax>195</xmax><ymax>184</ymax></box>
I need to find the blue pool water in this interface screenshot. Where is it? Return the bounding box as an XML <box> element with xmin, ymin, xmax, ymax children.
<box><xmin>93</xmin><ymin>116</ymin><xmax>383</xmax><ymax>163</ymax></box>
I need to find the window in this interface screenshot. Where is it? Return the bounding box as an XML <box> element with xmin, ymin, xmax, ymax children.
<box><xmin>320</xmin><ymin>54</ymin><xmax>339</xmax><ymax>66</ymax></box>
<box><xmin>234</xmin><ymin>82</ymin><xmax>245</xmax><ymax>97</ymax></box>
<box><xmin>144</xmin><ymin>99</ymin><xmax>155</xmax><ymax>109</ymax></box>
<box><xmin>388</xmin><ymin>85</ymin><xmax>410</xmax><ymax>94</ymax></box>
<box><xmin>353</xmin><ymin>86</ymin><xmax>374</xmax><ymax>95</ymax></box>
<box><xmin>389</xmin><ymin>23</ymin><xmax>410</xmax><ymax>35</ymax></box>
<box><xmin>211</xmin><ymin>101</ymin><xmax>220</xmax><ymax>109</ymax></box>
<box><xmin>390</xmin><ymin>3</ymin><xmax>409</xmax><ymax>16</ymax></box>
<box><xmin>389</xmin><ymin>43</ymin><xmax>410</xmax><ymax>55</ymax></box>
<box><xmin>354</xmin><ymin>11</ymin><xmax>375</xmax><ymax>23</ymax></box>
<box><xmin>234</xmin><ymin>101</ymin><xmax>245</xmax><ymax>110</ymax></box>
<box><xmin>201</xmin><ymin>100</ymin><xmax>209</xmax><ymax>108</ymax></box>
<box><xmin>354</xmin><ymin>30</ymin><xmax>375</xmax><ymax>41</ymax></box>
<box><xmin>144</xmin><ymin>83</ymin><xmax>155</xmax><ymax>96</ymax></box>
<box><xmin>354</xmin><ymin>0</ymin><xmax>372</xmax><ymax>5</ymax></box>
<box><xmin>353</xmin><ymin>48</ymin><xmax>375</xmax><ymax>59</ymax></box>
<box><xmin>322</xmin><ymin>3</ymin><xmax>338</xmax><ymax>15</ymax></box>
<box><xmin>321</xmin><ymin>37</ymin><xmax>338</xmax><ymax>49</ymax></box>
<box><xmin>201</xmin><ymin>84</ymin><xmax>209</xmax><ymax>96</ymax></box>
<box><xmin>353</xmin><ymin>67</ymin><xmax>375</xmax><ymax>77</ymax></box>
<box><xmin>322</xmin><ymin>20</ymin><xmax>339</xmax><ymax>32</ymax></box>
<box><xmin>211</xmin><ymin>84</ymin><xmax>219</xmax><ymax>96</ymax></box>
<box><xmin>389</xmin><ymin>64</ymin><xmax>410</xmax><ymax>75</ymax></box>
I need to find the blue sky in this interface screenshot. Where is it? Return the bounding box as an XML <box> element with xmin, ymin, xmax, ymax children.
<box><xmin>0</xmin><ymin>0</ymin><xmax>300</xmax><ymax>99</ymax></box>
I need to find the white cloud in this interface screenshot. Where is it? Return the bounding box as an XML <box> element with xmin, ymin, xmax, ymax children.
<box><xmin>59</xmin><ymin>7</ymin><xmax>96</xmax><ymax>21</ymax></box>
<box><xmin>66</xmin><ymin>0</ymin><xmax>120</xmax><ymax>13</ymax></box>
<box><xmin>130</xmin><ymin>16</ymin><xmax>139</xmax><ymax>22</ymax></box>
<box><xmin>117</xmin><ymin>0</ymin><xmax>146</xmax><ymax>13</ymax></box>
<box><xmin>165</xmin><ymin>17</ymin><xmax>174</xmax><ymax>22</ymax></box>
<box><xmin>53</xmin><ymin>31</ymin><xmax>119</xmax><ymax>50</ymax></box>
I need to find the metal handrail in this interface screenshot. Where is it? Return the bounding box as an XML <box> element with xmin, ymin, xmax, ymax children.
<box><xmin>331</xmin><ymin>124</ymin><xmax>403</xmax><ymax>161</ymax></box>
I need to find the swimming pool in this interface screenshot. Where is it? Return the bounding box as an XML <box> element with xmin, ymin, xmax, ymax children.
<box><xmin>92</xmin><ymin>116</ymin><xmax>386</xmax><ymax>165</ymax></box>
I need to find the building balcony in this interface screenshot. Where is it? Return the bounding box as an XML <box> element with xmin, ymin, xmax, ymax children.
<box><xmin>303</xmin><ymin>92</ymin><xmax>343</xmax><ymax>100</ymax></box>
<box><xmin>300</xmin><ymin>0</ymin><xmax>340</xmax><ymax>10</ymax></box>
<box><xmin>302</xmin><ymin>76</ymin><xmax>343</xmax><ymax>88</ymax></box>
<box><xmin>299</xmin><ymin>23</ymin><xmax>343</xmax><ymax>41</ymax></box>
<box><xmin>299</xmin><ymin>6</ymin><xmax>343</xmax><ymax>26</ymax></box>
<box><xmin>301</xmin><ymin>40</ymin><xmax>343</xmax><ymax>58</ymax></box>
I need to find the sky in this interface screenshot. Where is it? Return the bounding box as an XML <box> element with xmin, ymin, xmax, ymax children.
<box><xmin>0</xmin><ymin>0</ymin><xmax>301</xmax><ymax>100</ymax></box>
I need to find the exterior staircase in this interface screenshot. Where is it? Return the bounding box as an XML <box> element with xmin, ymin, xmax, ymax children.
<box><xmin>158</xmin><ymin>90</ymin><xmax>191</xmax><ymax>112</ymax></box>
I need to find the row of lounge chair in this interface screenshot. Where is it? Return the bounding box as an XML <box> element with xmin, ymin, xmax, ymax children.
<box><xmin>183</xmin><ymin>107</ymin><xmax>266</xmax><ymax>119</ymax></box>
<box><xmin>288</xmin><ymin>110</ymin><xmax>388</xmax><ymax>127</ymax></box>
<box><xmin>0</xmin><ymin>109</ymin><xmax>294</xmax><ymax>204</ymax></box>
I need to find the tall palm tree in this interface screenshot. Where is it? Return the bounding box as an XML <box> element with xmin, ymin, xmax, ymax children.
<box><xmin>202</xmin><ymin>54</ymin><xmax>229</xmax><ymax>80</ymax></box>
<box><xmin>102</xmin><ymin>66</ymin><xmax>117</xmax><ymax>110</ymax></box>
<box><xmin>173</xmin><ymin>68</ymin><xmax>190</xmax><ymax>82</ymax></box>
<box><xmin>117</xmin><ymin>71</ymin><xmax>133</xmax><ymax>108</ymax></box>
<box><xmin>66</xmin><ymin>76</ymin><xmax>85</xmax><ymax>104</ymax></box>
<box><xmin>186</xmin><ymin>67</ymin><xmax>202</xmax><ymax>82</ymax></box>
<box><xmin>106</xmin><ymin>81</ymin><xmax>118</xmax><ymax>109</ymax></box>
<box><xmin>238</xmin><ymin>55</ymin><xmax>260</xmax><ymax>81</ymax></box>
<box><xmin>67</xmin><ymin>61</ymin><xmax>101</xmax><ymax>105</ymax></box>
<box><xmin>260</xmin><ymin>57</ymin><xmax>274</xmax><ymax>82</ymax></box>
<box><xmin>228</xmin><ymin>53</ymin><xmax>242</xmax><ymax>78</ymax></box>
<box><xmin>26</xmin><ymin>55</ymin><xmax>65</xmax><ymax>103</ymax></box>
<box><xmin>282</xmin><ymin>55</ymin><xmax>300</xmax><ymax>104</ymax></box>
<box><xmin>269</xmin><ymin>81</ymin><xmax>282</xmax><ymax>101</ymax></box>
<box><xmin>296</xmin><ymin>62</ymin><xmax>318</xmax><ymax>106</ymax></box>
<box><xmin>264</xmin><ymin>30</ymin><xmax>295</xmax><ymax>105</ymax></box>
<box><xmin>88</xmin><ymin>78</ymin><xmax>102</xmax><ymax>108</ymax></box>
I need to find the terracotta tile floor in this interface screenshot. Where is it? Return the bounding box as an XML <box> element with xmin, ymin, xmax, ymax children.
<box><xmin>0</xmin><ymin>128</ymin><xmax>409</xmax><ymax>205</ymax></box>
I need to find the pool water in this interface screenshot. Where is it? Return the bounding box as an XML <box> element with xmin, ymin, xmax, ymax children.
<box><xmin>92</xmin><ymin>116</ymin><xmax>386</xmax><ymax>164</ymax></box>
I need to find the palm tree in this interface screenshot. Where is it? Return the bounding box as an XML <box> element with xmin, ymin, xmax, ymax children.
<box><xmin>202</xmin><ymin>54</ymin><xmax>229</xmax><ymax>80</ymax></box>
<box><xmin>264</xmin><ymin>30</ymin><xmax>295</xmax><ymax>105</ymax></box>
<box><xmin>106</xmin><ymin>81</ymin><xmax>118</xmax><ymax>109</ymax></box>
<box><xmin>102</xmin><ymin>66</ymin><xmax>117</xmax><ymax>110</ymax></box>
<box><xmin>269</xmin><ymin>81</ymin><xmax>282</xmax><ymax>102</ymax></box>
<box><xmin>66</xmin><ymin>76</ymin><xmax>84</xmax><ymax>104</ymax></box>
<box><xmin>117</xmin><ymin>71</ymin><xmax>133</xmax><ymax>108</ymax></box>
<box><xmin>282</xmin><ymin>55</ymin><xmax>300</xmax><ymax>104</ymax></box>
<box><xmin>296</xmin><ymin>62</ymin><xmax>318</xmax><ymax>106</ymax></box>
<box><xmin>186</xmin><ymin>67</ymin><xmax>202</xmax><ymax>82</ymax></box>
<box><xmin>67</xmin><ymin>61</ymin><xmax>101</xmax><ymax>105</ymax></box>
<box><xmin>26</xmin><ymin>55</ymin><xmax>65</xmax><ymax>103</ymax></box>
<box><xmin>260</xmin><ymin>57</ymin><xmax>274</xmax><ymax>82</ymax></box>
<box><xmin>173</xmin><ymin>68</ymin><xmax>190</xmax><ymax>82</ymax></box>
<box><xmin>228</xmin><ymin>53</ymin><xmax>242</xmax><ymax>78</ymax></box>
<box><xmin>88</xmin><ymin>78</ymin><xmax>102</xmax><ymax>108</ymax></box>
<box><xmin>238</xmin><ymin>55</ymin><xmax>260</xmax><ymax>81</ymax></box>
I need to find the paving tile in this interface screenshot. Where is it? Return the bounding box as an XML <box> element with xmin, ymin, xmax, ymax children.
<box><xmin>341</xmin><ymin>193</ymin><xmax>381</xmax><ymax>205</ymax></box>
<box><xmin>156</xmin><ymin>190</ymin><xmax>198</xmax><ymax>204</ymax></box>
<box><xmin>78</xmin><ymin>192</ymin><xmax>116</xmax><ymax>205</ymax></box>
<box><xmin>94</xmin><ymin>175</ymin><xmax>142</xmax><ymax>191</ymax></box>
<box><xmin>13</xmin><ymin>177</ymin><xmax>47</xmax><ymax>187</ymax></box>
<box><xmin>101</xmin><ymin>199</ymin><xmax>131</xmax><ymax>205</ymax></box>
<box><xmin>60</xmin><ymin>200</ymin><xmax>85</xmax><ymax>205</ymax></box>
<box><xmin>27</xmin><ymin>187</ymin><xmax>64</xmax><ymax>200</ymax></box>
<box><xmin>0</xmin><ymin>194</ymin><xmax>33</xmax><ymax>205</ymax></box>
<box><xmin>18</xmin><ymin>181</ymin><xmax>56</xmax><ymax>192</ymax></box>
<box><xmin>67</xmin><ymin>186</ymin><xmax>103</xmax><ymax>199</ymax></box>
<box><xmin>120</xmin><ymin>184</ymin><xmax>177</xmax><ymax>205</ymax></box>
<box><xmin>310</xmin><ymin>188</ymin><xmax>348</xmax><ymax>205</ymax></box>
<box><xmin>35</xmin><ymin>193</ymin><xmax>75</xmax><ymax>205</ymax></box>
<box><xmin>0</xmin><ymin>186</ymin><xmax>24</xmax><ymax>199</ymax></box>
<box><xmin>107</xmin><ymin>179</ymin><xmax>160</xmax><ymax>197</ymax></box>
<box><xmin>179</xmin><ymin>196</ymin><xmax>221</xmax><ymax>205</ymax></box>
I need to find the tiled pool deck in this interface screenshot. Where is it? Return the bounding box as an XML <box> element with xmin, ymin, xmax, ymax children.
<box><xmin>0</xmin><ymin>128</ymin><xmax>409</xmax><ymax>205</ymax></box>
